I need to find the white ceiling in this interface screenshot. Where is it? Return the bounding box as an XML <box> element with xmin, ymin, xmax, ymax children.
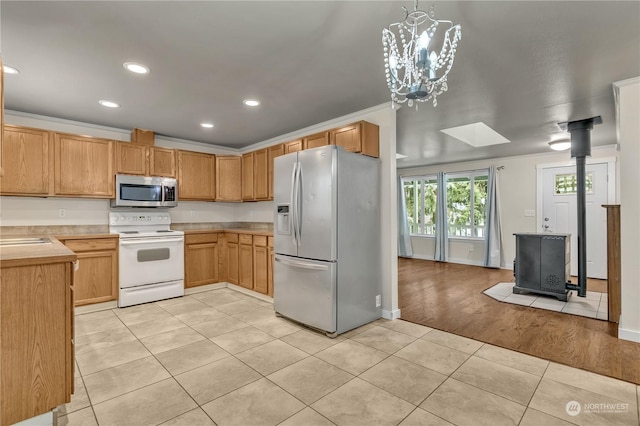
<box><xmin>2</xmin><ymin>1</ymin><xmax>639</xmax><ymax>168</ymax></box>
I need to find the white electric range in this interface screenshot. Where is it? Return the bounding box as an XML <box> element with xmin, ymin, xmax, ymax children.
<box><xmin>109</xmin><ymin>212</ymin><xmax>184</xmax><ymax>307</ymax></box>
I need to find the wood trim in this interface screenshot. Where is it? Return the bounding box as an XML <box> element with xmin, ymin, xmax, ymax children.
<box><xmin>603</xmin><ymin>204</ymin><xmax>621</xmax><ymax>327</ymax></box>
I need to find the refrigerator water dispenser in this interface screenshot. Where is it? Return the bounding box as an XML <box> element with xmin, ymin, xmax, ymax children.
<box><xmin>276</xmin><ymin>204</ymin><xmax>291</xmax><ymax>235</ymax></box>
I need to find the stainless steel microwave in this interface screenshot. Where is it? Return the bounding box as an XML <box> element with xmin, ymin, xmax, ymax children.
<box><xmin>112</xmin><ymin>174</ymin><xmax>178</xmax><ymax>208</ymax></box>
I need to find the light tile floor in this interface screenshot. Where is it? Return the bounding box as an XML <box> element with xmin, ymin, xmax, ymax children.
<box><xmin>484</xmin><ymin>282</ymin><xmax>609</xmax><ymax>320</ymax></box>
<box><xmin>60</xmin><ymin>287</ymin><xmax>639</xmax><ymax>426</ymax></box>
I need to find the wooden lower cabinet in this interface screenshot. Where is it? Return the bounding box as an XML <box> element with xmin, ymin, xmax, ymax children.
<box><xmin>239</xmin><ymin>234</ymin><xmax>253</xmax><ymax>289</ymax></box>
<box><xmin>60</xmin><ymin>237</ymin><xmax>118</xmax><ymax>306</ymax></box>
<box><xmin>0</xmin><ymin>257</ymin><xmax>75</xmax><ymax>425</ymax></box>
<box><xmin>185</xmin><ymin>233</ymin><xmax>219</xmax><ymax>287</ymax></box>
<box><xmin>225</xmin><ymin>233</ymin><xmax>239</xmax><ymax>285</ymax></box>
<box><xmin>253</xmin><ymin>235</ymin><xmax>269</xmax><ymax>294</ymax></box>
<box><xmin>268</xmin><ymin>236</ymin><xmax>274</xmax><ymax>297</ymax></box>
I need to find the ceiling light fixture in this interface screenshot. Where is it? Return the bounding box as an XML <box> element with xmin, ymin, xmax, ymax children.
<box><xmin>3</xmin><ymin>64</ymin><xmax>20</xmax><ymax>74</ymax></box>
<box><xmin>549</xmin><ymin>139</ymin><xmax>571</xmax><ymax>151</ymax></box>
<box><xmin>200</xmin><ymin>122</ymin><xmax>214</xmax><ymax>128</ymax></box>
<box><xmin>382</xmin><ymin>0</ymin><xmax>462</xmax><ymax>109</ymax></box>
<box><xmin>243</xmin><ymin>99</ymin><xmax>260</xmax><ymax>107</ymax></box>
<box><xmin>98</xmin><ymin>100</ymin><xmax>120</xmax><ymax>108</ymax></box>
<box><xmin>123</xmin><ymin>62</ymin><xmax>150</xmax><ymax>74</ymax></box>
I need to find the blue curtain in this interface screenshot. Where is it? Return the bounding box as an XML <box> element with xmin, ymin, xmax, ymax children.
<box><xmin>398</xmin><ymin>177</ymin><xmax>413</xmax><ymax>257</ymax></box>
<box><xmin>484</xmin><ymin>166</ymin><xmax>503</xmax><ymax>268</ymax></box>
<box><xmin>434</xmin><ymin>171</ymin><xmax>448</xmax><ymax>261</ymax></box>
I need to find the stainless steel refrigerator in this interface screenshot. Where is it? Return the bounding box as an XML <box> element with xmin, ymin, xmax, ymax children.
<box><xmin>274</xmin><ymin>144</ymin><xmax>381</xmax><ymax>337</ymax></box>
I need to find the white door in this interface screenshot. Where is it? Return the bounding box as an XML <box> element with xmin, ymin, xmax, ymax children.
<box><xmin>541</xmin><ymin>163</ymin><xmax>608</xmax><ymax>279</ymax></box>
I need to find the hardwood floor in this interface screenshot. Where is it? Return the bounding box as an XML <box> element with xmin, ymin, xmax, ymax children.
<box><xmin>398</xmin><ymin>257</ymin><xmax>640</xmax><ymax>384</ymax></box>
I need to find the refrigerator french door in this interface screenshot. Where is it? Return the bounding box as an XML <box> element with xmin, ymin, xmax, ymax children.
<box><xmin>274</xmin><ymin>145</ymin><xmax>381</xmax><ymax>336</ymax></box>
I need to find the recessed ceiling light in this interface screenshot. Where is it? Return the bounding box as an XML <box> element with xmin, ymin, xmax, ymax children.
<box><xmin>3</xmin><ymin>65</ymin><xmax>20</xmax><ymax>74</ymax></box>
<box><xmin>549</xmin><ymin>139</ymin><xmax>571</xmax><ymax>151</ymax></box>
<box><xmin>243</xmin><ymin>99</ymin><xmax>261</xmax><ymax>107</ymax></box>
<box><xmin>200</xmin><ymin>122</ymin><xmax>214</xmax><ymax>128</ymax></box>
<box><xmin>123</xmin><ymin>62</ymin><xmax>150</xmax><ymax>74</ymax></box>
<box><xmin>98</xmin><ymin>100</ymin><xmax>120</xmax><ymax>108</ymax></box>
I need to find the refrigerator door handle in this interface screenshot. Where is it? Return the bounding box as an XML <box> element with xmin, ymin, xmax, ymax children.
<box><xmin>296</xmin><ymin>162</ymin><xmax>302</xmax><ymax>243</ymax></box>
<box><xmin>290</xmin><ymin>161</ymin><xmax>299</xmax><ymax>246</ymax></box>
<box><xmin>275</xmin><ymin>256</ymin><xmax>330</xmax><ymax>271</ymax></box>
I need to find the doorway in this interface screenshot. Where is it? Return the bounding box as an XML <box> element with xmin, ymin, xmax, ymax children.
<box><xmin>537</xmin><ymin>159</ymin><xmax>615</xmax><ymax>279</ymax></box>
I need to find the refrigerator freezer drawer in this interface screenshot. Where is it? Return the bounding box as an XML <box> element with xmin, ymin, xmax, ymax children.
<box><xmin>273</xmin><ymin>254</ymin><xmax>337</xmax><ymax>333</ymax></box>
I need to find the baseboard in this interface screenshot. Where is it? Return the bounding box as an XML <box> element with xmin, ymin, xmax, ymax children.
<box><xmin>382</xmin><ymin>309</ymin><xmax>401</xmax><ymax>320</ymax></box>
<box><xmin>618</xmin><ymin>327</ymin><xmax>640</xmax><ymax>343</ymax></box>
<box><xmin>184</xmin><ymin>282</ymin><xmax>227</xmax><ymax>295</ymax></box>
<box><xmin>75</xmin><ymin>300</ymin><xmax>117</xmax><ymax>315</ymax></box>
<box><xmin>225</xmin><ymin>283</ymin><xmax>274</xmax><ymax>303</ymax></box>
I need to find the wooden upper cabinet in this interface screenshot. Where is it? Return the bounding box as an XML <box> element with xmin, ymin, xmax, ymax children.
<box><xmin>268</xmin><ymin>144</ymin><xmax>284</xmax><ymax>200</ymax></box>
<box><xmin>254</xmin><ymin>148</ymin><xmax>269</xmax><ymax>200</ymax></box>
<box><xmin>149</xmin><ymin>147</ymin><xmax>176</xmax><ymax>177</ymax></box>
<box><xmin>116</xmin><ymin>142</ymin><xmax>147</xmax><ymax>175</ymax></box>
<box><xmin>1</xmin><ymin>125</ymin><xmax>52</xmax><ymax>195</ymax></box>
<box><xmin>284</xmin><ymin>139</ymin><xmax>303</xmax><ymax>154</ymax></box>
<box><xmin>116</xmin><ymin>144</ymin><xmax>176</xmax><ymax>177</ymax></box>
<box><xmin>242</xmin><ymin>152</ymin><xmax>254</xmax><ymax>201</ymax></box>
<box><xmin>0</xmin><ymin>54</ymin><xmax>4</xmax><ymax>177</ymax></box>
<box><xmin>177</xmin><ymin>150</ymin><xmax>215</xmax><ymax>200</ymax></box>
<box><xmin>216</xmin><ymin>155</ymin><xmax>242</xmax><ymax>202</ymax></box>
<box><xmin>54</xmin><ymin>133</ymin><xmax>114</xmax><ymax>197</ymax></box>
<box><xmin>304</xmin><ymin>131</ymin><xmax>330</xmax><ymax>150</ymax></box>
<box><xmin>331</xmin><ymin>121</ymin><xmax>379</xmax><ymax>158</ymax></box>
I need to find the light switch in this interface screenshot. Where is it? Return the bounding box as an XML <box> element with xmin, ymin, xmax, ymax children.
<box><xmin>523</xmin><ymin>209</ymin><xmax>535</xmax><ymax>217</ymax></box>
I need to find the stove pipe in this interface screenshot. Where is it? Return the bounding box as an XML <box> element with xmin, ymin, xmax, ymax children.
<box><xmin>558</xmin><ymin>116</ymin><xmax>602</xmax><ymax>298</ymax></box>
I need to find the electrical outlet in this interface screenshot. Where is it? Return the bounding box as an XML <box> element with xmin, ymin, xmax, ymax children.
<box><xmin>58</xmin><ymin>209</ymin><xmax>66</xmax><ymax>218</ymax></box>
<box><xmin>524</xmin><ymin>209</ymin><xmax>535</xmax><ymax>217</ymax></box>
<box><xmin>375</xmin><ymin>295</ymin><xmax>381</xmax><ymax>307</ymax></box>
<box><xmin>468</xmin><ymin>244</ymin><xmax>475</xmax><ymax>252</ymax></box>
<box><xmin>190</xmin><ymin>210</ymin><xmax>195</xmax><ymax>218</ymax></box>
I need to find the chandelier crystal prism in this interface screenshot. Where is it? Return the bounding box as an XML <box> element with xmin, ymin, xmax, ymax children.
<box><xmin>382</xmin><ymin>1</ymin><xmax>462</xmax><ymax>108</ymax></box>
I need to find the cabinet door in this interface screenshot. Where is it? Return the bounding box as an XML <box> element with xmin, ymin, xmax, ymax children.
<box><xmin>116</xmin><ymin>143</ymin><xmax>148</xmax><ymax>175</ymax></box>
<box><xmin>239</xmin><ymin>243</ymin><xmax>253</xmax><ymax>289</ymax></box>
<box><xmin>178</xmin><ymin>150</ymin><xmax>215</xmax><ymax>200</ymax></box>
<box><xmin>242</xmin><ymin>152</ymin><xmax>254</xmax><ymax>201</ymax></box>
<box><xmin>227</xmin><ymin>240</ymin><xmax>239</xmax><ymax>285</ymax></box>
<box><xmin>254</xmin><ymin>148</ymin><xmax>269</xmax><ymax>200</ymax></box>
<box><xmin>0</xmin><ymin>54</ymin><xmax>4</xmax><ymax>176</ymax></box>
<box><xmin>253</xmin><ymin>239</ymin><xmax>269</xmax><ymax>295</ymax></box>
<box><xmin>54</xmin><ymin>133</ymin><xmax>114</xmax><ymax>197</ymax></box>
<box><xmin>185</xmin><ymin>242</ymin><xmax>219</xmax><ymax>287</ymax></box>
<box><xmin>215</xmin><ymin>156</ymin><xmax>242</xmax><ymax>201</ymax></box>
<box><xmin>73</xmin><ymin>250</ymin><xmax>118</xmax><ymax>306</ymax></box>
<box><xmin>304</xmin><ymin>131</ymin><xmax>330</xmax><ymax>150</ymax></box>
<box><xmin>268</xmin><ymin>144</ymin><xmax>284</xmax><ymax>200</ymax></box>
<box><xmin>1</xmin><ymin>125</ymin><xmax>51</xmax><ymax>195</ymax></box>
<box><xmin>268</xmin><ymin>236</ymin><xmax>274</xmax><ymax>297</ymax></box>
<box><xmin>149</xmin><ymin>147</ymin><xmax>176</xmax><ymax>177</ymax></box>
<box><xmin>284</xmin><ymin>139</ymin><xmax>303</xmax><ymax>154</ymax></box>
<box><xmin>331</xmin><ymin>124</ymin><xmax>360</xmax><ymax>153</ymax></box>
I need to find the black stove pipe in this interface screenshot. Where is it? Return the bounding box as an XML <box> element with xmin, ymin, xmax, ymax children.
<box><xmin>558</xmin><ymin>116</ymin><xmax>602</xmax><ymax>298</ymax></box>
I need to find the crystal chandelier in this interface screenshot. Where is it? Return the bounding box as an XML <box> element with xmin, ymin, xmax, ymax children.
<box><xmin>382</xmin><ymin>1</ymin><xmax>462</xmax><ymax>108</ymax></box>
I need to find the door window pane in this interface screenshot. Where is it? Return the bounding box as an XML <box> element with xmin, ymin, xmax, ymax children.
<box><xmin>554</xmin><ymin>173</ymin><xmax>593</xmax><ymax>195</ymax></box>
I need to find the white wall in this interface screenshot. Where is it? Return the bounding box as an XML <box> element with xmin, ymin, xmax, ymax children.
<box><xmin>614</xmin><ymin>77</ymin><xmax>640</xmax><ymax>343</ymax></box>
<box><xmin>399</xmin><ymin>145</ymin><xmax>619</xmax><ymax>268</ymax></box>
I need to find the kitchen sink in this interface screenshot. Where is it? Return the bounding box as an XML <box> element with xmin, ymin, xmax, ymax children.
<box><xmin>0</xmin><ymin>237</ymin><xmax>53</xmax><ymax>247</ymax></box>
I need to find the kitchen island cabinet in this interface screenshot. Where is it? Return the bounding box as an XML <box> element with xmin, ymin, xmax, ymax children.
<box><xmin>58</xmin><ymin>235</ymin><xmax>118</xmax><ymax>306</ymax></box>
<box><xmin>0</xmin><ymin>238</ymin><xmax>76</xmax><ymax>425</ymax></box>
<box><xmin>185</xmin><ymin>232</ymin><xmax>221</xmax><ymax>287</ymax></box>
<box><xmin>1</xmin><ymin>125</ymin><xmax>52</xmax><ymax>196</ymax></box>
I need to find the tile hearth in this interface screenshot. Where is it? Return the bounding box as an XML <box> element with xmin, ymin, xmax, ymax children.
<box><xmin>60</xmin><ymin>287</ymin><xmax>638</xmax><ymax>426</ymax></box>
<box><xmin>484</xmin><ymin>282</ymin><xmax>608</xmax><ymax>320</ymax></box>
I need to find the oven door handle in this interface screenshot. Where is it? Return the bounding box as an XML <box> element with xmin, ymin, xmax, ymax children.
<box><xmin>120</xmin><ymin>238</ymin><xmax>184</xmax><ymax>245</ymax></box>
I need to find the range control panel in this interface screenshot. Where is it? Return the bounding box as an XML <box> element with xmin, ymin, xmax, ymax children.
<box><xmin>109</xmin><ymin>212</ymin><xmax>172</xmax><ymax>227</ymax></box>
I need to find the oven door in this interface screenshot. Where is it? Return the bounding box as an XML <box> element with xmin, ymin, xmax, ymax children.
<box><xmin>119</xmin><ymin>236</ymin><xmax>184</xmax><ymax>288</ymax></box>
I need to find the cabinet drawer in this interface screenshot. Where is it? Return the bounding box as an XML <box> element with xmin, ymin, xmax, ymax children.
<box><xmin>239</xmin><ymin>234</ymin><xmax>253</xmax><ymax>245</ymax></box>
<box><xmin>64</xmin><ymin>239</ymin><xmax>117</xmax><ymax>252</ymax></box>
<box><xmin>226</xmin><ymin>233</ymin><xmax>239</xmax><ymax>243</ymax></box>
<box><xmin>268</xmin><ymin>236</ymin><xmax>274</xmax><ymax>248</ymax></box>
<box><xmin>253</xmin><ymin>235</ymin><xmax>267</xmax><ymax>247</ymax></box>
<box><xmin>185</xmin><ymin>233</ymin><xmax>219</xmax><ymax>245</ymax></box>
